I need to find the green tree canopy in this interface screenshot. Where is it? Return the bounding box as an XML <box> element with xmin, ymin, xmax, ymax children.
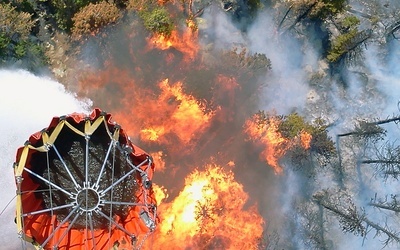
<box><xmin>0</xmin><ymin>3</ymin><xmax>36</xmax><ymax>59</ymax></box>
<box><xmin>287</xmin><ymin>0</ymin><xmax>347</xmax><ymax>20</ymax></box>
<box><xmin>140</xmin><ymin>7</ymin><xmax>174</xmax><ymax>37</ymax></box>
<box><xmin>0</xmin><ymin>3</ymin><xmax>34</xmax><ymax>39</ymax></box>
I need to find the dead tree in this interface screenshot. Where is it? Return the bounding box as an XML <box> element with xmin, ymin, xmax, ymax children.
<box><xmin>278</xmin><ymin>2</ymin><xmax>317</xmax><ymax>35</ymax></box>
<box><xmin>361</xmin><ymin>141</ymin><xmax>400</xmax><ymax>180</ymax></box>
<box><xmin>296</xmin><ymin>202</ymin><xmax>330</xmax><ymax>250</ymax></box>
<box><xmin>313</xmin><ymin>189</ymin><xmax>400</xmax><ymax>247</ymax></box>
<box><xmin>336</xmin><ymin>118</ymin><xmax>394</xmax><ymax>184</ymax></box>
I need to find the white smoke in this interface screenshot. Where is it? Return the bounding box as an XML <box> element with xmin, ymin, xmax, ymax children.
<box><xmin>233</xmin><ymin>5</ymin><xmax>400</xmax><ymax>250</ymax></box>
<box><xmin>247</xmin><ymin>11</ymin><xmax>312</xmax><ymax>115</ymax></box>
<box><xmin>0</xmin><ymin>69</ymin><xmax>92</xmax><ymax>249</ymax></box>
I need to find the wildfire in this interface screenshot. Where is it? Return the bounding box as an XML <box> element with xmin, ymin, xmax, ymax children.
<box><xmin>213</xmin><ymin>75</ymin><xmax>241</xmax><ymax>122</ymax></box>
<box><xmin>139</xmin><ymin>79</ymin><xmax>215</xmax><ymax>146</ymax></box>
<box><xmin>150</xmin><ymin>151</ymin><xmax>166</xmax><ymax>172</ymax></box>
<box><xmin>69</xmin><ymin>12</ymin><xmax>283</xmax><ymax>249</ymax></box>
<box><xmin>153</xmin><ymin>184</ymin><xmax>169</xmax><ymax>206</ymax></box>
<box><xmin>244</xmin><ymin>113</ymin><xmax>313</xmax><ymax>174</ymax></box>
<box><xmin>148</xmin><ymin>164</ymin><xmax>265</xmax><ymax>249</ymax></box>
<box><xmin>77</xmin><ymin>68</ymin><xmax>215</xmax><ymax>150</ymax></box>
<box><xmin>148</xmin><ymin>27</ymin><xmax>199</xmax><ymax>61</ymax></box>
<box><xmin>244</xmin><ymin>114</ymin><xmax>288</xmax><ymax>174</ymax></box>
<box><xmin>300</xmin><ymin>130</ymin><xmax>312</xmax><ymax>150</ymax></box>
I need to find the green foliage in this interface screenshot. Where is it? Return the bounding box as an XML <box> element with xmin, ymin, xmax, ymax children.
<box><xmin>26</xmin><ymin>41</ymin><xmax>47</xmax><ymax>63</ymax></box>
<box><xmin>0</xmin><ymin>3</ymin><xmax>47</xmax><ymax>63</ymax></box>
<box><xmin>71</xmin><ymin>1</ymin><xmax>122</xmax><ymax>38</ymax></box>
<box><xmin>0</xmin><ymin>2</ymin><xmax>48</xmax><ymax>66</ymax></box>
<box><xmin>289</xmin><ymin>0</ymin><xmax>346</xmax><ymax>20</ymax></box>
<box><xmin>0</xmin><ymin>3</ymin><xmax>35</xmax><ymax>39</ymax></box>
<box><xmin>14</xmin><ymin>41</ymin><xmax>27</xmax><ymax>58</ymax></box>
<box><xmin>310</xmin><ymin>0</ymin><xmax>346</xmax><ymax>19</ymax></box>
<box><xmin>309</xmin><ymin>124</ymin><xmax>336</xmax><ymax>157</ymax></box>
<box><xmin>0</xmin><ymin>33</ymin><xmax>11</xmax><ymax>56</ymax></box>
<box><xmin>127</xmin><ymin>0</ymin><xmax>157</xmax><ymax>11</ymax></box>
<box><xmin>48</xmin><ymin>0</ymin><xmax>100</xmax><ymax>31</ymax></box>
<box><xmin>1</xmin><ymin>0</ymin><xmax>35</xmax><ymax>14</ymax></box>
<box><xmin>278</xmin><ymin>112</ymin><xmax>336</xmax><ymax>157</ymax></box>
<box><xmin>326</xmin><ymin>15</ymin><xmax>364</xmax><ymax>63</ymax></box>
<box><xmin>140</xmin><ymin>7</ymin><xmax>174</xmax><ymax>37</ymax></box>
<box><xmin>279</xmin><ymin>113</ymin><xmax>313</xmax><ymax>139</ymax></box>
<box><xmin>342</xmin><ymin>16</ymin><xmax>360</xmax><ymax>29</ymax></box>
<box><xmin>327</xmin><ymin>29</ymin><xmax>358</xmax><ymax>62</ymax></box>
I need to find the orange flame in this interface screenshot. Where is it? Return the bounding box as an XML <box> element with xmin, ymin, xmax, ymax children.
<box><xmin>150</xmin><ymin>151</ymin><xmax>166</xmax><ymax>172</ymax></box>
<box><xmin>139</xmin><ymin>79</ymin><xmax>215</xmax><ymax>145</ymax></box>
<box><xmin>300</xmin><ymin>130</ymin><xmax>312</xmax><ymax>150</ymax></box>
<box><xmin>153</xmin><ymin>184</ymin><xmax>169</xmax><ymax>206</ymax></box>
<box><xmin>244</xmin><ymin>114</ymin><xmax>314</xmax><ymax>174</ymax></box>
<box><xmin>150</xmin><ymin>34</ymin><xmax>173</xmax><ymax>50</ymax></box>
<box><xmin>72</xmin><ymin>18</ymin><xmax>273</xmax><ymax>249</ymax></box>
<box><xmin>77</xmin><ymin>69</ymin><xmax>215</xmax><ymax>150</ymax></box>
<box><xmin>148</xmin><ymin>164</ymin><xmax>264</xmax><ymax>249</ymax></box>
<box><xmin>148</xmin><ymin>27</ymin><xmax>199</xmax><ymax>61</ymax></box>
<box><xmin>244</xmin><ymin>114</ymin><xmax>288</xmax><ymax>174</ymax></box>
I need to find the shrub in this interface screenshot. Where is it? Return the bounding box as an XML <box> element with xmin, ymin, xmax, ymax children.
<box><xmin>71</xmin><ymin>1</ymin><xmax>122</xmax><ymax>38</ymax></box>
<box><xmin>48</xmin><ymin>0</ymin><xmax>97</xmax><ymax>31</ymax></box>
<box><xmin>140</xmin><ymin>7</ymin><xmax>174</xmax><ymax>37</ymax></box>
<box><xmin>0</xmin><ymin>3</ymin><xmax>35</xmax><ymax>59</ymax></box>
<box><xmin>0</xmin><ymin>3</ymin><xmax>34</xmax><ymax>39</ymax></box>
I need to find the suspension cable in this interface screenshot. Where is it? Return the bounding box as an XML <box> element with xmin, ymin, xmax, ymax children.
<box><xmin>46</xmin><ymin>150</ymin><xmax>55</xmax><ymax>247</ymax></box>
<box><xmin>107</xmin><ymin>139</ymin><xmax>116</xmax><ymax>249</ymax></box>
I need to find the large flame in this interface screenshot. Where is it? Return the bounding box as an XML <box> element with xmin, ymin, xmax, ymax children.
<box><xmin>244</xmin><ymin>113</ymin><xmax>313</xmax><ymax>174</ymax></box>
<box><xmin>148</xmin><ymin>27</ymin><xmax>199</xmax><ymax>61</ymax></box>
<box><xmin>77</xmin><ymin>70</ymin><xmax>215</xmax><ymax>150</ymax></box>
<box><xmin>148</xmin><ymin>164</ymin><xmax>264</xmax><ymax>249</ymax></box>
<box><xmin>71</xmin><ymin>11</ymin><xmax>273</xmax><ymax>249</ymax></box>
<box><xmin>244</xmin><ymin>114</ymin><xmax>288</xmax><ymax>174</ymax></box>
<box><xmin>139</xmin><ymin>79</ymin><xmax>215</xmax><ymax>145</ymax></box>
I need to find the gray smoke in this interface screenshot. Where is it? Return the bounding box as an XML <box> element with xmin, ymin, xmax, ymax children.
<box><xmin>2</xmin><ymin>1</ymin><xmax>400</xmax><ymax>249</ymax></box>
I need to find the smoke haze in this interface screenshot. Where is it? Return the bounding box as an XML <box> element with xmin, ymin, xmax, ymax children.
<box><xmin>2</xmin><ymin>1</ymin><xmax>400</xmax><ymax>249</ymax></box>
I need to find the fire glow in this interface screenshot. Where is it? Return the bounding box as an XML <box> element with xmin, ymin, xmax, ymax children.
<box><xmin>148</xmin><ymin>27</ymin><xmax>199</xmax><ymax>61</ymax></box>
<box><xmin>72</xmin><ymin>11</ymin><xmax>284</xmax><ymax>249</ymax></box>
<box><xmin>139</xmin><ymin>79</ymin><xmax>215</xmax><ymax>145</ymax></box>
<box><xmin>244</xmin><ymin>113</ymin><xmax>312</xmax><ymax>174</ymax></box>
<box><xmin>148</xmin><ymin>164</ymin><xmax>264</xmax><ymax>249</ymax></box>
<box><xmin>244</xmin><ymin>114</ymin><xmax>288</xmax><ymax>174</ymax></box>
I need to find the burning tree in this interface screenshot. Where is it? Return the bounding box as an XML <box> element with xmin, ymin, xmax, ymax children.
<box><xmin>3</xmin><ymin>0</ymin><xmax>400</xmax><ymax>249</ymax></box>
<box><xmin>148</xmin><ymin>164</ymin><xmax>265</xmax><ymax>249</ymax></box>
<box><xmin>244</xmin><ymin>110</ymin><xmax>335</xmax><ymax>175</ymax></box>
